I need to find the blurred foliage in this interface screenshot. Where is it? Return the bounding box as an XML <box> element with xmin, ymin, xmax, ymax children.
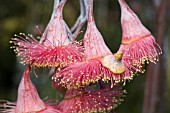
<box><xmin>0</xmin><ymin>0</ymin><xmax>169</xmax><ymax>113</ymax></box>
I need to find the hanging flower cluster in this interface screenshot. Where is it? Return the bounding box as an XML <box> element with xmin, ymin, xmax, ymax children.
<box><xmin>0</xmin><ymin>0</ymin><xmax>161</xmax><ymax>113</ymax></box>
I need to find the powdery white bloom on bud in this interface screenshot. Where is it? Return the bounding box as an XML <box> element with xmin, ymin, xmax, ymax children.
<box><xmin>39</xmin><ymin>0</ymin><xmax>69</xmax><ymax>46</ymax></box>
<box><xmin>84</xmin><ymin>1</ymin><xmax>112</xmax><ymax>60</ymax></box>
<box><xmin>10</xmin><ymin>0</ymin><xmax>83</xmax><ymax>67</ymax></box>
<box><xmin>117</xmin><ymin>0</ymin><xmax>162</xmax><ymax>72</ymax></box>
<box><xmin>57</xmin><ymin>85</ymin><xmax>125</xmax><ymax>113</ymax></box>
<box><xmin>0</xmin><ymin>66</ymin><xmax>61</xmax><ymax>113</ymax></box>
<box><xmin>16</xmin><ymin>66</ymin><xmax>46</xmax><ymax>112</ymax></box>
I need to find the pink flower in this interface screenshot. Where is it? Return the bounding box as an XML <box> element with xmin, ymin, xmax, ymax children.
<box><xmin>57</xmin><ymin>85</ymin><xmax>125</xmax><ymax>113</ymax></box>
<box><xmin>10</xmin><ymin>0</ymin><xmax>83</xmax><ymax>67</ymax></box>
<box><xmin>55</xmin><ymin>55</ymin><xmax>133</xmax><ymax>89</ymax></box>
<box><xmin>0</xmin><ymin>66</ymin><xmax>61</xmax><ymax>113</ymax></box>
<box><xmin>54</xmin><ymin>0</ymin><xmax>133</xmax><ymax>89</ymax></box>
<box><xmin>117</xmin><ymin>0</ymin><xmax>162</xmax><ymax>72</ymax></box>
<box><xmin>54</xmin><ymin>59</ymin><xmax>114</xmax><ymax>89</ymax></box>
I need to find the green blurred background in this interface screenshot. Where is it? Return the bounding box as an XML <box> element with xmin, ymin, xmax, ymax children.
<box><xmin>0</xmin><ymin>0</ymin><xmax>169</xmax><ymax>113</ymax></box>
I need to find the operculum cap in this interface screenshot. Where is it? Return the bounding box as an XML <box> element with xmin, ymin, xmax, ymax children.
<box><xmin>101</xmin><ymin>51</ymin><xmax>126</xmax><ymax>74</ymax></box>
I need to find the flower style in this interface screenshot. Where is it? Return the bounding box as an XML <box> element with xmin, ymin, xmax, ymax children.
<box><xmin>10</xmin><ymin>0</ymin><xmax>83</xmax><ymax>67</ymax></box>
<box><xmin>57</xmin><ymin>85</ymin><xmax>125</xmax><ymax>113</ymax></box>
<box><xmin>117</xmin><ymin>0</ymin><xmax>162</xmax><ymax>72</ymax></box>
<box><xmin>54</xmin><ymin>0</ymin><xmax>134</xmax><ymax>89</ymax></box>
<box><xmin>0</xmin><ymin>66</ymin><xmax>61</xmax><ymax>113</ymax></box>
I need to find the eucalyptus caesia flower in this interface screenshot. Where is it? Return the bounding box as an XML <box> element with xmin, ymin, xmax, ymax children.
<box><xmin>10</xmin><ymin>0</ymin><xmax>83</xmax><ymax>67</ymax></box>
<box><xmin>117</xmin><ymin>0</ymin><xmax>162</xmax><ymax>73</ymax></box>
<box><xmin>57</xmin><ymin>85</ymin><xmax>125</xmax><ymax>113</ymax></box>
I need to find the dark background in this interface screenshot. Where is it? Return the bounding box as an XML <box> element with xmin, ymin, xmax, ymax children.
<box><xmin>0</xmin><ymin>0</ymin><xmax>169</xmax><ymax>113</ymax></box>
